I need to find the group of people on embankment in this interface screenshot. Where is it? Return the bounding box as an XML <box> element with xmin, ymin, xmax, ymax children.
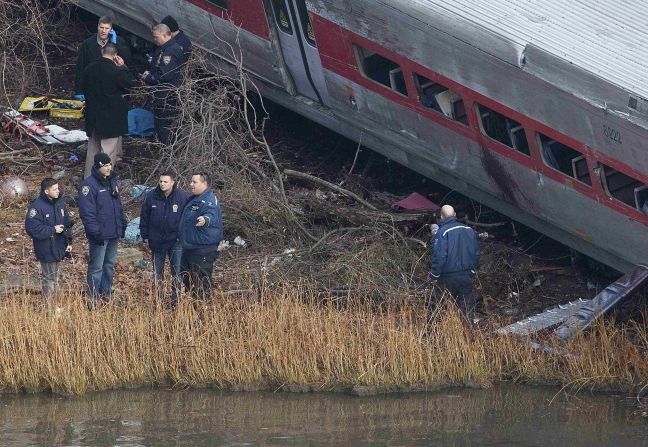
<box><xmin>23</xmin><ymin>12</ymin><xmax>480</xmax><ymax>317</ymax></box>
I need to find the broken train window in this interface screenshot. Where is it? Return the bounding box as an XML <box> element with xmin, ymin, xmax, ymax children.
<box><xmin>599</xmin><ymin>163</ymin><xmax>648</xmax><ymax>212</ymax></box>
<box><xmin>476</xmin><ymin>103</ymin><xmax>529</xmax><ymax>156</ymax></box>
<box><xmin>537</xmin><ymin>133</ymin><xmax>591</xmax><ymax>185</ymax></box>
<box><xmin>413</xmin><ymin>73</ymin><xmax>467</xmax><ymax>125</ymax></box>
<box><xmin>354</xmin><ymin>44</ymin><xmax>407</xmax><ymax>96</ymax></box>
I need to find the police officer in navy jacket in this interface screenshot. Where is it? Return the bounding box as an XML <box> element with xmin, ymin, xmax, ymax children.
<box><xmin>178</xmin><ymin>172</ymin><xmax>224</xmax><ymax>302</ymax></box>
<box><xmin>139</xmin><ymin>172</ymin><xmax>189</xmax><ymax>305</ymax></box>
<box><xmin>142</xmin><ymin>23</ymin><xmax>187</xmax><ymax>144</ymax></box>
<box><xmin>430</xmin><ymin>205</ymin><xmax>480</xmax><ymax>316</ymax></box>
<box><xmin>78</xmin><ymin>153</ymin><xmax>128</xmax><ymax>304</ymax></box>
<box><xmin>25</xmin><ymin>178</ymin><xmax>73</xmax><ymax>298</ymax></box>
<box><xmin>160</xmin><ymin>15</ymin><xmax>192</xmax><ymax>61</ymax></box>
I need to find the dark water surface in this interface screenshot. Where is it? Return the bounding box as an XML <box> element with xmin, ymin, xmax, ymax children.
<box><xmin>0</xmin><ymin>385</ymin><xmax>645</xmax><ymax>446</ymax></box>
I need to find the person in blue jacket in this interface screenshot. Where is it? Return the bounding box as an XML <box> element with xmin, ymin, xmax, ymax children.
<box><xmin>430</xmin><ymin>205</ymin><xmax>480</xmax><ymax>316</ymax></box>
<box><xmin>142</xmin><ymin>23</ymin><xmax>187</xmax><ymax>144</ymax></box>
<box><xmin>78</xmin><ymin>153</ymin><xmax>128</xmax><ymax>305</ymax></box>
<box><xmin>25</xmin><ymin>178</ymin><xmax>73</xmax><ymax>298</ymax></box>
<box><xmin>139</xmin><ymin>171</ymin><xmax>189</xmax><ymax>306</ymax></box>
<box><xmin>179</xmin><ymin>172</ymin><xmax>224</xmax><ymax>302</ymax></box>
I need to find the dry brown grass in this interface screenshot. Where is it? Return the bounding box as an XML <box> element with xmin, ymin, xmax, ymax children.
<box><xmin>0</xmin><ymin>279</ymin><xmax>645</xmax><ymax>396</ymax></box>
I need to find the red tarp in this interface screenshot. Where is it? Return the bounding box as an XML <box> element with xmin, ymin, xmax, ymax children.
<box><xmin>391</xmin><ymin>192</ymin><xmax>440</xmax><ymax>212</ymax></box>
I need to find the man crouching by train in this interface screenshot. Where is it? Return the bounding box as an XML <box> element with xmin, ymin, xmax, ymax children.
<box><xmin>25</xmin><ymin>178</ymin><xmax>73</xmax><ymax>299</ymax></box>
<box><xmin>78</xmin><ymin>153</ymin><xmax>128</xmax><ymax>307</ymax></box>
<box><xmin>178</xmin><ymin>173</ymin><xmax>223</xmax><ymax>304</ymax></box>
<box><xmin>429</xmin><ymin>205</ymin><xmax>480</xmax><ymax>318</ymax></box>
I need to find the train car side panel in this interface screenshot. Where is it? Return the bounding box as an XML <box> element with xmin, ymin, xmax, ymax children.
<box><xmin>77</xmin><ymin>0</ymin><xmax>284</xmax><ymax>88</ymax></box>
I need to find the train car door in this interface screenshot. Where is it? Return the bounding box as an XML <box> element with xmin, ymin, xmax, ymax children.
<box><xmin>269</xmin><ymin>0</ymin><xmax>330</xmax><ymax>105</ymax></box>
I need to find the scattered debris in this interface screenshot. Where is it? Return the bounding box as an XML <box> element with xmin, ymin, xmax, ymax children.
<box><xmin>131</xmin><ymin>185</ymin><xmax>154</xmax><ymax>200</ymax></box>
<box><xmin>2</xmin><ymin>110</ymin><xmax>86</xmax><ymax>144</ymax></box>
<box><xmin>123</xmin><ymin>217</ymin><xmax>142</xmax><ymax>244</ymax></box>
<box><xmin>497</xmin><ymin>264</ymin><xmax>648</xmax><ymax>338</ymax></box>
<box><xmin>233</xmin><ymin>236</ymin><xmax>247</xmax><ymax>247</ymax></box>
<box><xmin>0</xmin><ymin>177</ymin><xmax>28</xmax><ymax>202</ymax></box>
<box><xmin>116</xmin><ymin>247</ymin><xmax>144</xmax><ymax>265</ymax></box>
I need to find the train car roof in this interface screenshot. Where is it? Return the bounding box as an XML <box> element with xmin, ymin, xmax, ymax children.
<box><xmin>410</xmin><ymin>0</ymin><xmax>648</xmax><ymax>99</ymax></box>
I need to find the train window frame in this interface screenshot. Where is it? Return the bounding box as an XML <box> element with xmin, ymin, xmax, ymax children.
<box><xmin>205</xmin><ymin>0</ymin><xmax>228</xmax><ymax>10</ymax></box>
<box><xmin>413</xmin><ymin>72</ymin><xmax>467</xmax><ymax>125</ymax></box>
<box><xmin>476</xmin><ymin>103</ymin><xmax>530</xmax><ymax>156</ymax></box>
<box><xmin>537</xmin><ymin>133</ymin><xmax>591</xmax><ymax>186</ymax></box>
<box><xmin>599</xmin><ymin>163</ymin><xmax>647</xmax><ymax>212</ymax></box>
<box><xmin>353</xmin><ymin>44</ymin><xmax>408</xmax><ymax>96</ymax></box>
<box><xmin>271</xmin><ymin>0</ymin><xmax>293</xmax><ymax>35</ymax></box>
<box><xmin>295</xmin><ymin>0</ymin><xmax>316</xmax><ymax>46</ymax></box>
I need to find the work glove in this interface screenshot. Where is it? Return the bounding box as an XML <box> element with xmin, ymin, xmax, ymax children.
<box><xmin>91</xmin><ymin>233</ymin><xmax>104</xmax><ymax>246</ymax></box>
<box><xmin>74</xmin><ymin>93</ymin><xmax>85</xmax><ymax>101</ymax></box>
<box><xmin>108</xmin><ymin>29</ymin><xmax>117</xmax><ymax>44</ymax></box>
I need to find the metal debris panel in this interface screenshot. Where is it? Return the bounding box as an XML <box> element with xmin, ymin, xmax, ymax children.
<box><xmin>408</xmin><ymin>0</ymin><xmax>648</xmax><ymax>98</ymax></box>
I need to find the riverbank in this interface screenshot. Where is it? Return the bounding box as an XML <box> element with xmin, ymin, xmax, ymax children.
<box><xmin>0</xmin><ymin>282</ymin><xmax>645</xmax><ymax>396</ymax></box>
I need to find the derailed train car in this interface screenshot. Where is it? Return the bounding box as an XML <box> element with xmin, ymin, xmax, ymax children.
<box><xmin>77</xmin><ymin>0</ymin><xmax>648</xmax><ymax>272</ymax></box>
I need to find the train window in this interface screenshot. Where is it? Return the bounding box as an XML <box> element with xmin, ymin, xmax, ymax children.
<box><xmin>413</xmin><ymin>73</ymin><xmax>467</xmax><ymax>125</ymax></box>
<box><xmin>205</xmin><ymin>0</ymin><xmax>228</xmax><ymax>9</ymax></box>
<box><xmin>295</xmin><ymin>0</ymin><xmax>316</xmax><ymax>46</ymax></box>
<box><xmin>537</xmin><ymin>133</ymin><xmax>591</xmax><ymax>185</ymax></box>
<box><xmin>600</xmin><ymin>163</ymin><xmax>647</xmax><ymax>211</ymax></box>
<box><xmin>354</xmin><ymin>45</ymin><xmax>407</xmax><ymax>96</ymax></box>
<box><xmin>272</xmin><ymin>0</ymin><xmax>292</xmax><ymax>34</ymax></box>
<box><xmin>476</xmin><ymin>104</ymin><xmax>529</xmax><ymax>155</ymax></box>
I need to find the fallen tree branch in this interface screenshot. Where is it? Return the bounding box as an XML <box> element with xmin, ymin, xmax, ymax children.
<box><xmin>459</xmin><ymin>217</ymin><xmax>508</xmax><ymax>228</ymax></box>
<box><xmin>284</xmin><ymin>169</ymin><xmax>378</xmax><ymax>211</ymax></box>
<box><xmin>308</xmin><ymin>226</ymin><xmax>372</xmax><ymax>253</ymax></box>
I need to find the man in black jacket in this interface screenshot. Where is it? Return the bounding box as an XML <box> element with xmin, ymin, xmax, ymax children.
<box><xmin>25</xmin><ymin>178</ymin><xmax>73</xmax><ymax>298</ymax></box>
<box><xmin>78</xmin><ymin>153</ymin><xmax>128</xmax><ymax>305</ymax></box>
<box><xmin>74</xmin><ymin>15</ymin><xmax>132</xmax><ymax>99</ymax></box>
<box><xmin>82</xmin><ymin>42</ymin><xmax>137</xmax><ymax>178</ymax></box>
<box><xmin>161</xmin><ymin>15</ymin><xmax>192</xmax><ymax>61</ymax></box>
<box><xmin>142</xmin><ymin>24</ymin><xmax>187</xmax><ymax>144</ymax></box>
<box><xmin>139</xmin><ymin>172</ymin><xmax>189</xmax><ymax>306</ymax></box>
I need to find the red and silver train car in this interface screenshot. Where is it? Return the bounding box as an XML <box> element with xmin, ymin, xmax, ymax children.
<box><xmin>77</xmin><ymin>0</ymin><xmax>648</xmax><ymax>272</ymax></box>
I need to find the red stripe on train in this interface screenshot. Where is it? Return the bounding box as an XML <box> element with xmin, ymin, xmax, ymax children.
<box><xmin>185</xmin><ymin>0</ymin><xmax>269</xmax><ymax>40</ymax></box>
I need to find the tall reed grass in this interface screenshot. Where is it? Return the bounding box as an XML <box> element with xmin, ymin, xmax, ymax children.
<box><xmin>0</xmin><ymin>280</ymin><xmax>645</xmax><ymax>395</ymax></box>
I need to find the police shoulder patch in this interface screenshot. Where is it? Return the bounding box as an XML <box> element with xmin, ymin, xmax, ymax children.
<box><xmin>163</xmin><ymin>55</ymin><xmax>171</xmax><ymax>65</ymax></box>
<box><xmin>82</xmin><ymin>185</ymin><xmax>90</xmax><ymax>196</ymax></box>
<box><xmin>29</xmin><ymin>208</ymin><xmax>37</xmax><ymax>218</ymax></box>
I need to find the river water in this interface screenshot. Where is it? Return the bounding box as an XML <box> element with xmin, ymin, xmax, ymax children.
<box><xmin>0</xmin><ymin>385</ymin><xmax>645</xmax><ymax>446</ymax></box>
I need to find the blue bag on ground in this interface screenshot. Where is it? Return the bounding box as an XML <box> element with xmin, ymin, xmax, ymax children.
<box><xmin>127</xmin><ymin>108</ymin><xmax>155</xmax><ymax>137</ymax></box>
<box><xmin>124</xmin><ymin>217</ymin><xmax>143</xmax><ymax>244</ymax></box>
